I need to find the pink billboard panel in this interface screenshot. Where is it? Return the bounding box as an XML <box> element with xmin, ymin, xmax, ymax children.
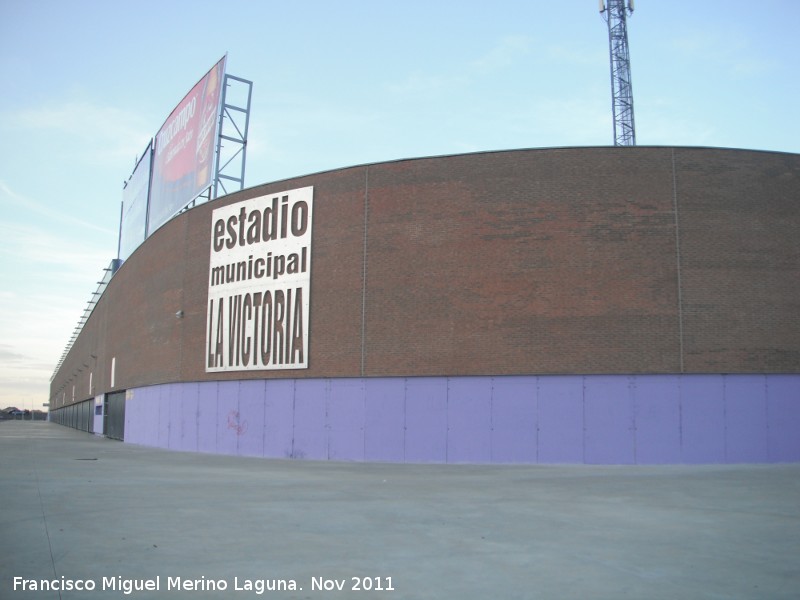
<box><xmin>148</xmin><ymin>56</ymin><xmax>226</xmax><ymax>235</ymax></box>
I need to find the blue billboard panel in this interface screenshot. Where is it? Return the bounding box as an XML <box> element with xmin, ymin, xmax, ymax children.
<box><xmin>119</xmin><ymin>140</ymin><xmax>152</xmax><ymax>261</ymax></box>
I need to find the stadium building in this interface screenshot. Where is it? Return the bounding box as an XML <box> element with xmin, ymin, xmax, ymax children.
<box><xmin>48</xmin><ymin>141</ymin><xmax>800</xmax><ymax>464</ymax></box>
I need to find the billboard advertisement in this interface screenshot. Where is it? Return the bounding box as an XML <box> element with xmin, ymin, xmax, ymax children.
<box><xmin>206</xmin><ymin>186</ymin><xmax>313</xmax><ymax>372</ymax></box>
<box><xmin>119</xmin><ymin>140</ymin><xmax>152</xmax><ymax>261</ymax></box>
<box><xmin>148</xmin><ymin>56</ymin><xmax>227</xmax><ymax>236</ymax></box>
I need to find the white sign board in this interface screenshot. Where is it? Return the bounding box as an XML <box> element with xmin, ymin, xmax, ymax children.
<box><xmin>206</xmin><ymin>186</ymin><xmax>313</xmax><ymax>372</ymax></box>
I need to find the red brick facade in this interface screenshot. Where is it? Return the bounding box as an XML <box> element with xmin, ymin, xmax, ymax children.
<box><xmin>50</xmin><ymin>147</ymin><xmax>800</xmax><ymax>407</ymax></box>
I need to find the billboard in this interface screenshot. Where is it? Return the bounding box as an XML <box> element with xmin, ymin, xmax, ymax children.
<box><xmin>119</xmin><ymin>140</ymin><xmax>152</xmax><ymax>261</ymax></box>
<box><xmin>206</xmin><ymin>186</ymin><xmax>313</xmax><ymax>372</ymax></box>
<box><xmin>148</xmin><ymin>56</ymin><xmax>227</xmax><ymax>236</ymax></box>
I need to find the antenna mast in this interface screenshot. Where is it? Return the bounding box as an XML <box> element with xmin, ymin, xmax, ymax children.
<box><xmin>600</xmin><ymin>0</ymin><xmax>636</xmax><ymax>146</ymax></box>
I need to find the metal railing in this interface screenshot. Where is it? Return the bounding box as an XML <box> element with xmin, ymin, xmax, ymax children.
<box><xmin>50</xmin><ymin>258</ymin><xmax>122</xmax><ymax>381</ymax></box>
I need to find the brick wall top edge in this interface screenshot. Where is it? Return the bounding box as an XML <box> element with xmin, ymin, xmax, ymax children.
<box><xmin>212</xmin><ymin>146</ymin><xmax>800</xmax><ymax>208</ymax></box>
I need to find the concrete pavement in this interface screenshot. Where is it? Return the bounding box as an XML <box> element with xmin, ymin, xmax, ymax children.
<box><xmin>1</xmin><ymin>421</ymin><xmax>799</xmax><ymax>599</ymax></box>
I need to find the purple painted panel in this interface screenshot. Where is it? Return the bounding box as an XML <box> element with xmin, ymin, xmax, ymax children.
<box><xmin>137</xmin><ymin>386</ymin><xmax>161</xmax><ymax>448</ymax></box>
<box><xmin>293</xmin><ymin>379</ymin><xmax>328</xmax><ymax>460</ymax></box>
<box><xmin>264</xmin><ymin>379</ymin><xmax>295</xmax><ymax>459</ymax></box>
<box><xmin>123</xmin><ymin>374</ymin><xmax>797</xmax><ymax>466</ymax></box>
<box><xmin>139</xmin><ymin>388</ymin><xmax>153</xmax><ymax>446</ymax></box>
<box><xmin>149</xmin><ymin>386</ymin><xmax>162</xmax><ymax>446</ymax></box>
<box><xmin>216</xmin><ymin>381</ymin><xmax>240</xmax><ymax>456</ymax></box>
<box><xmin>725</xmin><ymin>375</ymin><xmax>768</xmax><ymax>463</ymax></box>
<box><xmin>123</xmin><ymin>389</ymin><xmax>137</xmax><ymax>443</ymax></box>
<box><xmin>124</xmin><ymin>388</ymin><xmax>144</xmax><ymax>444</ymax></box>
<box><xmin>148</xmin><ymin>387</ymin><xmax>163</xmax><ymax>447</ymax></box>
<box><xmin>168</xmin><ymin>384</ymin><xmax>183</xmax><ymax>450</ymax></box>
<box><xmin>328</xmin><ymin>379</ymin><xmax>366</xmax><ymax>461</ymax></box>
<box><xmin>156</xmin><ymin>385</ymin><xmax>171</xmax><ymax>449</ymax></box>
<box><xmin>767</xmin><ymin>375</ymin><xmax>800</xmax><ymax>462</ymax></box>
<box><xmin>237</xmin><ymin>380</ymin><xmax>266</xmax><ymax>458</ymax></box>
<box><xmin>584</xmin><ymin>376</ymin><xmax>634</xmax><ymax>464</ymax></box>
<box><xmin>405</xmin><ymin>378</ymin><xmax>448</xmax><ymax>463</ymax></box>
<box><xmin>490</xmin><ymin>377</ymin><xmax>537</xmax><ymax>463</ymax></box>
<box><xmin>157</xmin><ymin>386</ymin><xmax>169</xmax><ymax>448</ymax></box>
<box><xmin>447</xmin><ymin>377</ymin><xmax>492</xmax><ymax>463</ymax></box>
<box><xmin>179</xmin><ymin>383</ymin><xmax>199</xmax><ymax>453</ymax></box>
<box><xmin>364</xmin><ymin>378</ymin><xmax>405</xmax><ymax>462</ymax></box>
<box><xmin>197</xmin><ymin>382</ymin><xmax>218</xmax><ymax>454</ymax></box>
<box><xmin>680</xmin><ymin>375</ymin><xmax>725</xmax><ymax>463</ymax></box>
<box><xmin>537</xmin><ymin>376</ymin><xmax>584</xmax><ymax>463</ymax></box>
<box><xmin>121</xmin><ymin>393</ymin><xmax>134</xmax><ymax>441</ymax></box>
<box><xmin>634</xmin><ymin>375</ymin><xmax>681</xmax><ymax>464</ymax></box>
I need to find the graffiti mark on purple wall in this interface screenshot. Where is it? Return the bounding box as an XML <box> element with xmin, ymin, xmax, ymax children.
<box><xmin>227</xmin><ymin>410</ymin><xmax>248</xmax><ymax>436</ymax></box>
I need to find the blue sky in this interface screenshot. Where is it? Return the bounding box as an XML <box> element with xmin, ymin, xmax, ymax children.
<box><xmin>1</xmin><ymin>0</ymin><xmax>798</xmax><ymax>410</ymax></box>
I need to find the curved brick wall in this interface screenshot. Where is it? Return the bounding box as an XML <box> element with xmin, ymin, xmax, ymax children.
<box><xmin>49</xmin><ymin>147</ymin><xmax>800</xmax><ymax>463</ymax></box>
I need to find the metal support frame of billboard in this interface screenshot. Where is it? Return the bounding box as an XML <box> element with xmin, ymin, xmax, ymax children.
<box><xmin>213</xmin><ymin>74</ymin><xmax>253</xmax><ymax>198</ymax></box>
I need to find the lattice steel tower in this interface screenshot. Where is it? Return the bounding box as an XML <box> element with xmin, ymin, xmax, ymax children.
<box><xmin>600</xmin><ymin>0</ymin><xmax>636</xmax><ymax>146</ymax></box>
